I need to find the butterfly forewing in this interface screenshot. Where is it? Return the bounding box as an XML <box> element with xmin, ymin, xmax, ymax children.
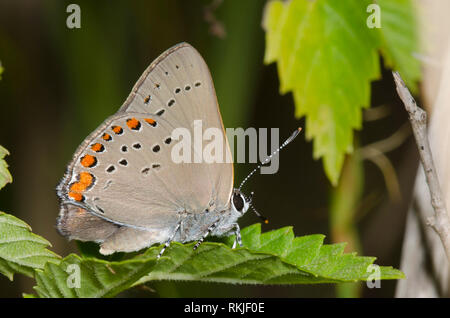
<box><xmin>122</xmin><ymin>42</ymin><xmax>233</xmax><ymax>210</ymax></box>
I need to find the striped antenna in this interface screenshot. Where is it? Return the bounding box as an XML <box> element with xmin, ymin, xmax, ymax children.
<box><xmin>238</xmin><ymin>127</ymin><xmax>302</xmax><ymax>190</ymax></box>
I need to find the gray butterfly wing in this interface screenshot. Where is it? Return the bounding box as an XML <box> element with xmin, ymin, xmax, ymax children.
<box><xmin>57</xmin><ymin>43</ymin><xmax>233</xmax><ymax>251</ymax></box>
<box><xmin>120</xmin><ymin>42</ymin><xmax>233</xmax><ymax>208</ymax></box>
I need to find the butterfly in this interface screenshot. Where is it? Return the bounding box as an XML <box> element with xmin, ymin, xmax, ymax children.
<box><xmin>56</xmin><ymin>42</ymin><xmax>300</xmax><ymax>258</ymax></box>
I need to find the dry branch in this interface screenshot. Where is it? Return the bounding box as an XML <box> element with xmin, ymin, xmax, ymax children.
<box><xmin>393</xmin><ymin>71</ymin><xmax>450</xmax><ymax>262</ymax></box>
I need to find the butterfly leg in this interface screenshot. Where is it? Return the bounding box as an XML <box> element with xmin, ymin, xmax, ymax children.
<box><xmin>231</xmin><ymin>223</ymin><xmax>243</xmax><ymax>249</ymax></box>
<box><xmin>157</xmin><ymin>222</ymin><xmax>181</xmax><ymax>260</ymax></box>
<box><xmin>193</xmin><ymin>220</ymin><xmax>220</xmax><ymax>251</ymax></box>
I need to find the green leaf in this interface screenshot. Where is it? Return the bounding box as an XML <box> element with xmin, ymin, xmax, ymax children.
<box><xmin>263</xmin><ymin>0</ymin><xmax>420</xmax><ymax>184</ymax></box>
<box><xmin>31</xmin><ymin>224</ymin><xmax>403</xmax><ymax>298</ymax></box>
<box><xmin>33</xmin><ymin>253</ymin><xmax>159</xmax><ymax>298</ymax></box>
<box><xmin>0</xmin><ymin>146</ymin><xmax>12</xmax><ymax>190</ymax></box>
<box><xmin>0</xmin><ymin>212</ymin><xmax>60</xmax><ymax>280</ymax></box>
<box><xmin>377</xmin><ymin>0</ymin><xmax>420</xmax><ymax>92</ymax></box>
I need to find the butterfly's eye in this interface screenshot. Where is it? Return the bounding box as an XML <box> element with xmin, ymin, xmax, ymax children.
<box><xmin>232</xmin><ymin>192</ymin><xmax>245</xmax><ymax>212</ymax></box>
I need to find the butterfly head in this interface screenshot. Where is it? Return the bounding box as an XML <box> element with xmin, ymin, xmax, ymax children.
<box><xmin>231</xmin><ymin>189</ymin><xmax>250</xmax><ymax>215</ymax></box>
<box><xmin>230</xmin><ymin>189</ymin><xmax>269</xmax><ymax>224</ymax></box>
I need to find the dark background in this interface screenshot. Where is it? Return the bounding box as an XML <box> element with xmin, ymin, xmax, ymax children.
<box><xmin>0</xmin><ymin>0</ymin><xmax>418</xmax><ymax>297</ymax></box>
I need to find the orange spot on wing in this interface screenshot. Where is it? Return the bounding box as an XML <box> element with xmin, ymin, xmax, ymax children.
<box><xmin>91</xmin><ymin>143</ymin><xmax>104</xmax><ymax>152</ymax></box>
<box><xmin>70</xmin><ymin>182</ymin><xmax>86</xmax><ymax>192</ymax></box>
<box><xmin>102</xmin><ymin>133</ymin><xmax>112</xmax><ymax>141</ymax></box>
<box><xmin>79</xmin><ymin>172</ymin><xmax>94</xmax><ymax>186</ymax></box>
<box><xmin>145</xmin><ymin>118</ymin><xmax>155</xmax><ymax>125</ymax></box>
<box><xmin>68</xmin><ymin>191</ymin><xmax>84</xmax><ymax>202</ymax></box>
<box><xmin>69</xmin><ymin>172</ymin><xmax>95</xmax><ymax>200</ymax></box>
<box><xmin>112</xmin><ymin>125</ymin><xmax>123</xmax><ymax>134</ymax></box>
<box><xmin>80</xmin><ymin>154</ymin><xmax>97</xmax><ymax>168</ymax></box>
<box><xmin>126</xmin><ymin>118</ymin><xmax>141</xmax><ymax>130</ymax></box>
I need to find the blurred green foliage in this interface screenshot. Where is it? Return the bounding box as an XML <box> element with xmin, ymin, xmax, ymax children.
<box><xmin>0</xmin><ymin>146</ymin><xmax>12</xmax><ymax>190</ymax></box>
